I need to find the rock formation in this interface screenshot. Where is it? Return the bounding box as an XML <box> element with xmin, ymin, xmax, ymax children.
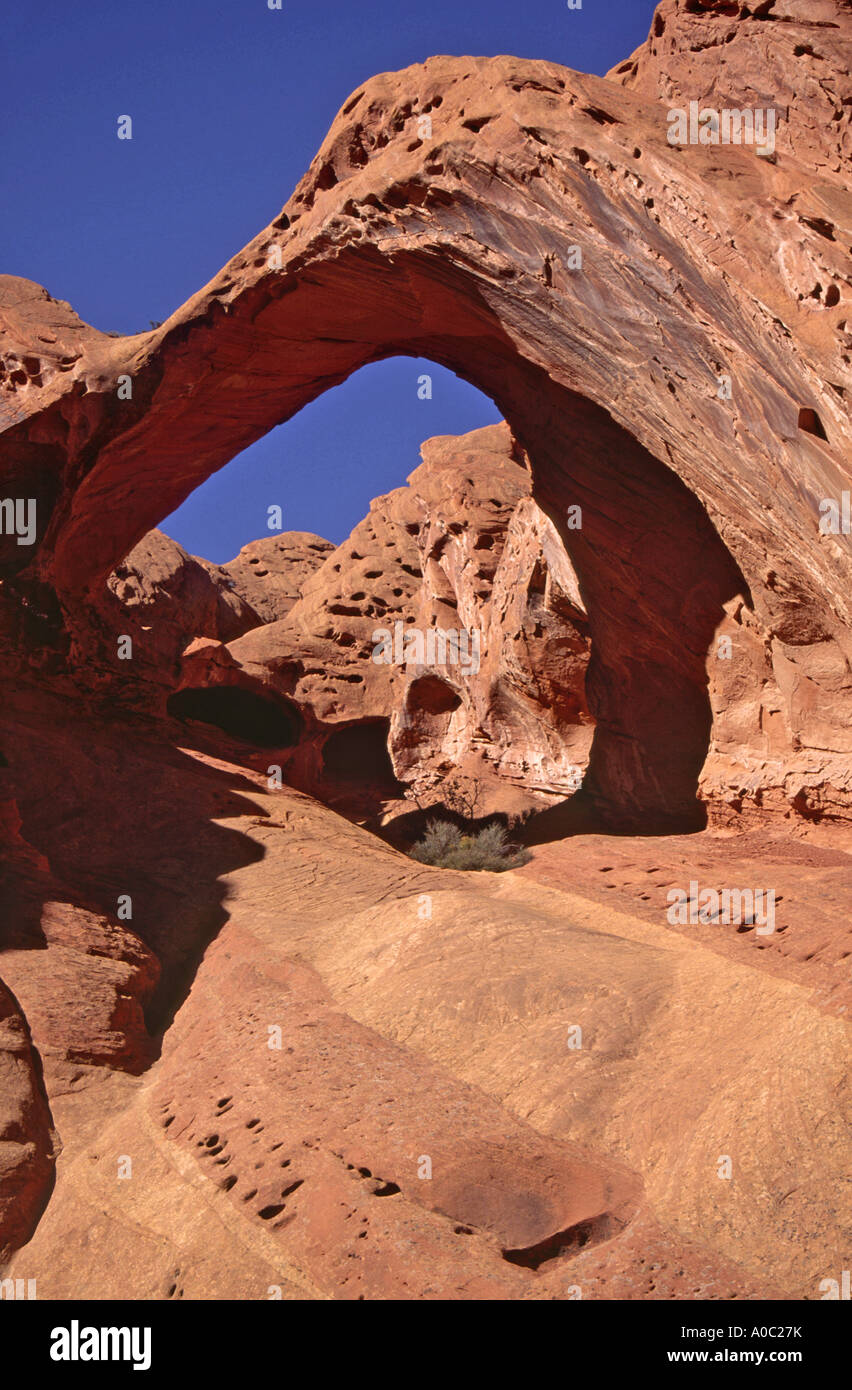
<box><xmin>1</xmin><ymin>689</ymin><xmax>847</xmax><ymax>1298</ymax></box>
<box><xmin>610</xmin><ymin>0</ymin><xmax>851</xmax><ymax>177</ymax></box>
<box><xmin>2</xmin><ymin>0</ymin><xmax>851</xmax><ymax>829</ymax></box>
<box><xmin>221</xmin><ymin>532</ymin><xmax>335</xmax><ymax>625</ymax></box>
<box><xmin>171</xmin><ymin>423</ymin><xmax>592</xmax><ymax>823</ymax></box>
<box><xmin>0</xmin><ymin>0</ymin><xmax>850</xmax><ymax>1303</ymax></box>
<box><xmin>69</xmin><ymin>527</ymin><xmax>333</xmax><ymax>699</ymax></box>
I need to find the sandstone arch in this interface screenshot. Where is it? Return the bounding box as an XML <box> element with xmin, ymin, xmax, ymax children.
<box><xmin>2</xmin><ymin>10</ymin><xmax>850</xmax><ymax>827</ymax></box>
<box><xmin>1</xmin><ymin>0</ymin><xmax>851</xmax><ymax>1303</ymax></box>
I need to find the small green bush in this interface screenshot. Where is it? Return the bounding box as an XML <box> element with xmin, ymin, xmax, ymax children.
<box><xmin>410</xmin><ymin>819</ymin><xmax>460</xmax><ymax>863</ymax></box>
<box><xmin>409</xmin><ymin>819</ymin><xmax>531</xmax><ymax>872</ymax></box>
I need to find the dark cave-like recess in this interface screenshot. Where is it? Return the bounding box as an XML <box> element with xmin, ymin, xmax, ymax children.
<box><xmin>322</xmin><ymin>720</ymin><xmax>396</xmax><ymax>783</ymax></box>
<box><xmin>406</xmin><ymin>674</ymin><xmax>462</xmax><ymax>715</ymax></box>
<box><xmin>167</xmin><ymin>685</ymin><xmax>302</xmax><ymax>747</ymax></box>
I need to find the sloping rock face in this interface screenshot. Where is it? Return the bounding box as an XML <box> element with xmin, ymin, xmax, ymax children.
<box><xmin>173</xmin><ymin>423</ymin><xmax>592</xmax><ymax>819</ymax></box>
<box><xmin>2</xmin><ymin>0</ymin><xmax>850</xmax><ymax>828</ymax></box>
<box><xmin>610</xmin><ymin>0</ymin><xmax>851</xmax><ymax>179</ymax></box>
<box><xmin>1</xmin><ymin>0</ymin><xmax>851</xmax><ymax>1305</ymax></box>
<box><xmin>0</xmin><ymin>690</ymin><xmax>847</xmax><ymax>1299</ymax></box>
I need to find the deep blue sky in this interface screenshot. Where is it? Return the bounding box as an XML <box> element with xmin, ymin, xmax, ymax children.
<box><xmin>4</xmin><ymin>0</ymin><xmax>656</xmax><ymax>559</ymax></box>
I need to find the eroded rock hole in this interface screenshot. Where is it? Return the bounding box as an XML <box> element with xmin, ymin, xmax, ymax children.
<box><xmin>407</xmin><ymin>675</ymin><xmax>461</xmax><ymax>716</ymax></box>
<box><xmin>502</xmin><ymin>1212</ymin><xmax>619</xmax><ymax>1269</ymax></box>
<box><xmin>322</xmin><ymin>720</ymin><xmax>396</xmax><ymax>783</ymax></box>
<box><xmin>797</xmin><ymin>407</ymin><xmax>827</xmax><ymax>439</ymax></box>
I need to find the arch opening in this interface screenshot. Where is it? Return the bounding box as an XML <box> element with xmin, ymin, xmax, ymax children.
<box><xmin>47</xmin><ymin>247</ymin><xmax>750</xmax><ymax>832</ymax></box>
<box><xmin>160</xmin><ymin>357</ymin><xmax>500</xmax><ymax>562</ymax></box>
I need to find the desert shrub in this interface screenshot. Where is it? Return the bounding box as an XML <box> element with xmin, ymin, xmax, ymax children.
<box><xmin>409</xmin><ymin>819</ymin><xmax>460</xmax><ymax>864</ymax></box>
<box><xmin>409</xmin><ymin>819</ymin><xmax>531</xmax><ymax>872</ymax></box>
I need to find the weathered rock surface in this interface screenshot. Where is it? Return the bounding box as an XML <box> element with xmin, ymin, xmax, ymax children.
<box><xmin>0</xmin><ymin>0</ymin><xmax>851</xmax><ymax>1304</ymax></box>
<box><xmin>0</xmin><ymin>977</ymin><xmax>56</xmax><ymax>1261</ymax></box>
<box><xmin>65</xmin><ymin>527</ymin><xmax>335</xmax><ymax>700</ymax></box>
<box><xmin>1</xmin><ymin>688</ymin><xmax>847</xmax><ymax>1298</ymax></box>
<box><xmin>2</xmin><ymin>1</ymin><xmax>850</xmax><ymax>827</ymax></box>
<box><xmin>521</xmin><ymin>820</ymin><xmax>852</xmax><ymax>1017</ymax></box>
<box><xmin>610</xmin><ymin>0</ymin><xmax>852</xmax><ymax>182</ymax></box>
<box><xmin>172</xmin><ymin>423</ymin><xmax>592</xmax><ymax>821</ymax></box>
<box><xmin>222</xmin><ymin>532</ymin><xmax>335</xmax><ymax>625</ymax></box>
<box><xmin>69</xmin><ymin>529</ymin><xmax>261</xmax><ymax>691</ymax></box>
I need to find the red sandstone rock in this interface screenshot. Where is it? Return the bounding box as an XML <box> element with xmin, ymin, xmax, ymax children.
<box><xmin>66</xmin><ymin>526</ymin><xmax>333</xmax><ymax>700</ymax></box>
<box><xmin>3</xmin><ymin>13</ymin><xmax>850</xmax><ymax>825</ymax></box>
<box><xmin>169</xmin><ymin>423</ymin><xmax>592</xmax><ymax>820</ymax></box>
<box><xmin>222</xmin><ymin>532</ymin><xmax>334</xmax><ymax>624</ymax></box>
<box><xmin>0</xmin><ymin>978</ymin><xmax>55</xmax><ymax>1261</ymax></box>
<box><xmin>2</xmin><ymin>697</ymin><xmax>823</xmax><ymax>1300</ymax></box>
<box><xmin>609</xmin><ymin>0</ymin><xmax>852</xmax><ymax>181</ymax></box>
<box><xmin>0</xmin><ymin>0</ymin><xmax>850</xmax><ymax>1303</ymax></box>
<box><xmin>69</xmin><ymin>529</ymin><xmax>261</xmax><ymax>690</ymax></box>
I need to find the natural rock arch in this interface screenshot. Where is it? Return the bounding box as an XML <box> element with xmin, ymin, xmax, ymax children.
<box><xmin>3</xmin><ymin>19</ymin><xmax>851</xmax><ymax>827</ymax></box>
<box><xmin>50</xmin><ymin>290</ymin><xmax>752</xmax><ymax>826</ymax></box>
